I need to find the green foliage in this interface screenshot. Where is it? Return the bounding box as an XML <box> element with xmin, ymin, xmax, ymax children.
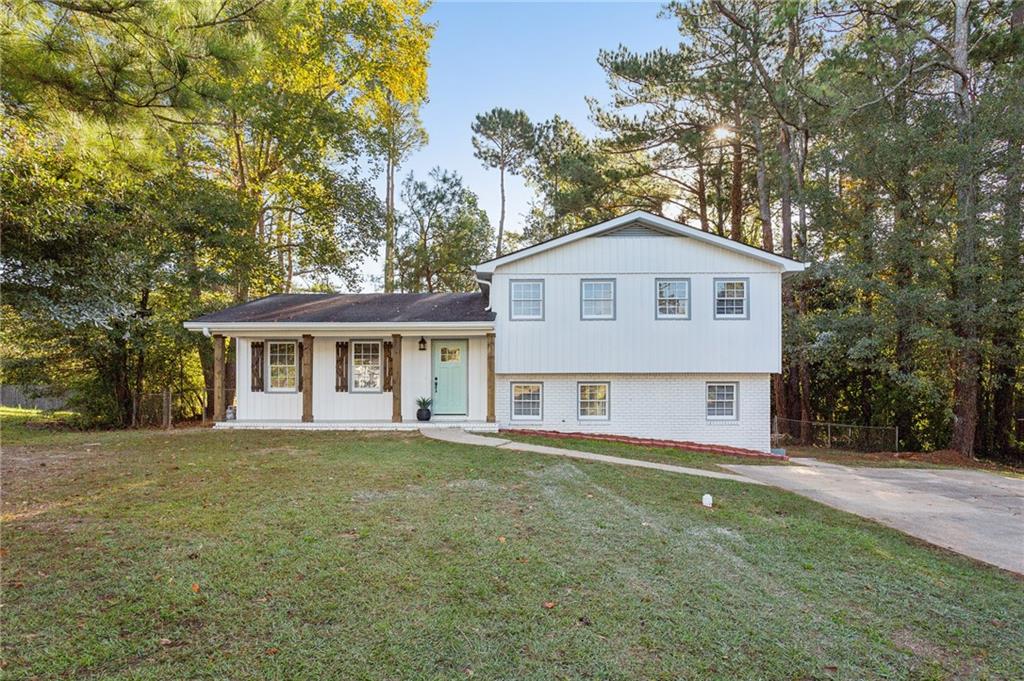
<box><xmin>1</xmin><ymin>0</ymin><xmax>433</xmax><ymax>426</ymax></box>
<box><xmin>523</xmin><ymin>115</ymin><xmax>675</xmax><ymax>243</ymax></box>
<box><xmin>470</xmin><ymin>108</ymin><xmax>535</xmax><ymax>174</ymax></box>
<box><xmin>471</xmin><ymin>107</ymin><xmax>536</xmax><ymax>255</ymax></box>
<box><xmin>581</xmin><ymin>0</ymin><xmax>1023</xmax><ymax>460</ymax></box>
<box><xmin>396</xmin><ymin>168</ymin><xmax>493</xmax><ymax>293</ymax></box>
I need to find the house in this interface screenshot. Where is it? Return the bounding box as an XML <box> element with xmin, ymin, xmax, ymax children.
<box><xmin>183</xmin><ymin>211</ymin><xmax>806</xmax><ymax>452</ymax></box>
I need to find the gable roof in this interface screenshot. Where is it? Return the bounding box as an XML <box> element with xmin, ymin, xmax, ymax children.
<box><xmin>473</xmin><ymin>211</ymin><xmax>808</xmax><ymax>275</ymax></box>
<box><xmin>186</xmin><ymin>292</ymin><xmax>494</xmax><ymax>325</ymax></box>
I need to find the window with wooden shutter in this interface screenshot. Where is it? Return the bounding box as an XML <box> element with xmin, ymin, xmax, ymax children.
<box><xmin>297</xmin><ymin>341</ymin><xmax>304</xmax><ymax>393</ymax></box>
<box><xmin>251</xmin><ymin>342</ymin><xmax>265</xmax><ymax>392</ymax></box>
<box><xmin>336</xmin><ymin>341</ymin><xmax>348</xmax><ymax>392</ymax></box>
<box><xmin>382</xmin><ymin>341</ymin><xmax>393</xmax><ymax>392</ymax></box>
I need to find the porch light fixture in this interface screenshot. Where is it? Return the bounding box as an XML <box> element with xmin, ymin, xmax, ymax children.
<box><xmin>418</xmin><ymin>336</ymin><xmax>427</xmax><ymax>351</ymax></box>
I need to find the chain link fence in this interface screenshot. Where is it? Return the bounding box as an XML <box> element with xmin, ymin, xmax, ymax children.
<box><xmin>773</xmin><ymin>417</ymin><xmax>899</xmax><ymax>453</ymax></box>
<box><xmin>131</xmin><ymin>389</ymin><xmax>236</xmax><ymax>428</ymax></box>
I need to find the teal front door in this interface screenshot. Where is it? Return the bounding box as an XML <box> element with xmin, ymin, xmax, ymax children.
<box><xmin>432</xmin><ymin>339</ymin><xmax>468</xmax><ymax>415</ymax></box>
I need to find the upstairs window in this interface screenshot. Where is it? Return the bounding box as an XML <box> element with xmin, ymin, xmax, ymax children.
<box><xmin>351</xmin><ymin>341</ymin><xmax>382</xmax><ymax>392</ymax></box>
<box><xmin>714</xmin><ymin>279</ymin><xmax>748</xmax><ymax>319</ymax></box>
<box><xmin>511</xmin><ymin>382</ymin><xmax>543</xmax><ymax>421</ymax></box>
<box><xmin>578</xmin><ymin>382</ymin><xmax>610</xmax><ymax>420</ymax></box>
<box><xmin>581</xmin><ymin>279</ymin><xmax>615</xmax><ymax>320</ymax></box>
<box><xmin>706</xmin><ymin>382</ymin><xmax>738</xmax><ymax>420</ymax></box>
<box><xmin>656</xmin><ymin>279</ymin><xmax>690</xmax><ymax>319</ymax></box>
<box><xmin>510</xmin><ymin>280</ymin><xmax>544</xmax><ymax>320</ymax></box>
<box><xmin>267</xmin><ymin>341</ymin><xmax>298</xmax><ymax>392</ymax></box>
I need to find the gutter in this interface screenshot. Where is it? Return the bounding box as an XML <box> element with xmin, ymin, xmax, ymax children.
<box><xmin>182</xmin><ymin>321</ymin><xmax>497</xmax><ymax>335</ymax></box>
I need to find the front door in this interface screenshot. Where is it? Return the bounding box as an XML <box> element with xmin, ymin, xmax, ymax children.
<box><xmin>432</xmin><ymin>339</ymin><xmax>468</xmax><ymax>415</ymax></box>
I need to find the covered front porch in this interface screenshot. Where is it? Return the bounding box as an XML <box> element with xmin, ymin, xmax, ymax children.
<box><xmin>202</xmin><ymin>326</ymin><xmax>496</xmax><ymax>426</ymax></box>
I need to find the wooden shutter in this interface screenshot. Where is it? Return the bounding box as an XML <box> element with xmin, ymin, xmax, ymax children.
<box><xmin>336</xmin><ymin>341</ymin><xmax>348</xmax><ymax>392</ymax></box>
<box><xmin>382</xmin><ymin>341</ymin><xmax>393</xmax><ymax>392</ymax></box>
<box><xmin>251</xmin><ymin>342</ymin><xmax>264</xmax><ymax>392</ymax></box>
<box><xmin>297</xmin><ymin>341</ymin><xmax>304</xmax><ymax>393</ymax></box>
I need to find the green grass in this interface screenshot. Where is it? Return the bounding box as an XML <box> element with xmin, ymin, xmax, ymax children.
<box><xmin>3</xmin><ymin>409</ymin><xmax>1022</xmax><ymax>679</ymax></box>
<box><xmin>498</xmin><ymin>432</ymin><xmax>787</xmax><ymax>471</ymax></box>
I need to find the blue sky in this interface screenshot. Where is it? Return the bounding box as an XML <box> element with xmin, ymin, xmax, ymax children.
<box><xmin>360</xmin><ymin>1</ymin><xmax>679</xmax><ymax>289</ymax></box>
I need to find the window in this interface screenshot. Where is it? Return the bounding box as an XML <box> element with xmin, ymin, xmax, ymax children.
<box><xmin>706</xmin><ymin>382</ymin><xmax>738</xmax><ymax>420</ymax></box>
<box><xmin>511</xmin><ymin>383</ymin><xmax>543</xmax><ymax>420</ymax></box>
<box><xmin>351</xmin><ymin>341</ymin><xmax>382</xmax><ymax>392</ymax></box>
<box><xmin>578</xmin><ymin>382</ymin><xmax>610</xmax><ymax>420</ymax></box>
<box><xmin>714</xmin><ymin>279</ymin><xmax>748</xmax><ymax>319</ymax></box>
<box><xmin>267</xmin><ymin>341</ymin><xmax>297</xmax><ymax>392</ymax></box>
<box><xmin>581</xmin><ymin>279</ymin><xmax>615</xmax><ymax>320</ymax></box>
<box><xmin>656</xmin><ymin>279</ymin><xmax>690</xmax><ymax>319</ymax></box>
<box><xmin>510</xmin><ymin>280</ymin><xmax>544</xmax><ymax>320</ymax></box>
<box><xmin>440</xmin><ymin>346</ymin><xmax>462</xmax><ymax>363</ymax></box>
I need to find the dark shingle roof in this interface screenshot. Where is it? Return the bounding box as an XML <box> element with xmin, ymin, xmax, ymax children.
<box><xmin>189</xmin><ymin>292</ymin><xmax>494</xmax><ymax>324</ymax></box>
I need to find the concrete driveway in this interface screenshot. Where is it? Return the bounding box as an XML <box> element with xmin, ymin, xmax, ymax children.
<box><xmin>723</xmin><ymin>459</ymin><xmax>1024</xmax><ymax>574</ymax></box>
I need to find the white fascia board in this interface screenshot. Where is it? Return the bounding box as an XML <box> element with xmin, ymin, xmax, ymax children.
<box><xmin>182</xmin><ymin>321</ymin><xmax>495</xmax><ymax>336</ymax></box>
<box><xmin>474</xmin><ymin>210</ymin><xmax>807</xmax><ymax>273</ymax></box>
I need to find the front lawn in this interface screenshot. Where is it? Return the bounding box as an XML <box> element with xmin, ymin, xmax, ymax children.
<box><xmin>2</xmin><ymin>412</ymin><xmax>1022</xmax><ymax>679</ymax></box>
<box><xmin>498</xmin><ymin>431</ymin><xmax>787</xmax><ymax>471</ymax></box>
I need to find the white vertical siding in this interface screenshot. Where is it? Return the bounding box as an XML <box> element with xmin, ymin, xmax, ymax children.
<box><xmin>491</xmin><ymin>234</ymin><xmax>783</xmax><ymax>374</ymax></box>
<box><xmin>235</xmin><ymin>338</ymin><xmax>303</xmax><ymax>421</ymax></box>
<box><xmin>497</xmin><ymin>373</ymin><xmax>772</xmax><ymax>452</ymax></box>
<box><xmin>233</xmin><ymin>335</ymin><xmax>487</xmax><ymax>422</ymax></box>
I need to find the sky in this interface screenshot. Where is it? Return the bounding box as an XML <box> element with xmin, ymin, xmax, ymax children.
<box><xmin>359</xmin><ymin>1</ymin><xmax>680</xmax><ymax>290</ymax></box>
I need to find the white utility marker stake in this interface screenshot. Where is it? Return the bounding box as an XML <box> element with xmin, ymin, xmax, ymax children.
<box><xmin>702</xmin><ymin>494</ymin><xmax>713</xmax><ymax>508</ymax></box>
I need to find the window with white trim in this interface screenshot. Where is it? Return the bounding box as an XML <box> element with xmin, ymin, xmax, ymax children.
<box><xmin>267</xmin><ymin>341</ymin><xmax>298</xmax><ymax>392</ymax></box>
<box><xmin>715</xmin><ymin>279</ymin><xmax>748</xmax><ymax>318</ymax></box>
<box><xmin>581</xmin><ymin>279</ymin><xmax>615</xmax><ymax>319</ymax></box>
<box><xmin>510</xmin><ymin>280</ymin><xmax>544</xmax><ymax>320</ymax></box>
<box><xmin>578</xmin><ymin>382</ymin><xmax>609</xmax><ymax>420</ymax></box>
<box><xmin>351</xmin><ymin>341</ymin><xmax>382</xmax><ymax>392</ymax></box>
<box><xmin>656</xmin><ymin>279</ymin><xmax>690</xmax><ymax>319</ymax></box>
<box><xmin>511</xmin><ymin>383</ymin><xmax>543</xmax><ymax>420</ymax></box>
<box><xmin>706</xmin><ymin>382</ymin><xmax>738</xmax><ymax>420</ymax></box>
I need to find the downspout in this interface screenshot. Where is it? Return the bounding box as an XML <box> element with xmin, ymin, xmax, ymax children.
<box><xmin>474</xmin><ymin>271</ymin><xmax>493</xmax><ymax>311</ymax></box>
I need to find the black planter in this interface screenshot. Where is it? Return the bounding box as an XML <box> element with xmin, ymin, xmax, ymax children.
<box><xmin>416</xmin><ymin>408</ymin><xmax>431</xmax><ymax>422</ymax></box>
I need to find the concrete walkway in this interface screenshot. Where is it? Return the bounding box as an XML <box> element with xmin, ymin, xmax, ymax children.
<box><xmin>420</xmin><ymin>428</ymin><xmax>764</xmax><ymax>485</ymax></box>
<box><xmin>724</xmin><ymin>458</ymin><xmax>1024</xmax><ymax>574</ymax></box>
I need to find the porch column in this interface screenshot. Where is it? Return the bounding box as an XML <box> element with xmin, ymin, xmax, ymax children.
<box><xmin>486</xmin><ymin>332</ymin><xmax>496</xmax><ymax>423</ymax></box>
<box><xmin>391</xmin><ymin>334</ymin><xmax>402</xmax><ymax>422</ymax></box>
<box><xmin>213</xmin><ymin>334</ymin><xmax>226</xmax><ymax>422</ymax></box>
<box><xmin>302</xmin><ymin>334</ymin><xmax>313</xmax><ymax>422</ymax></box>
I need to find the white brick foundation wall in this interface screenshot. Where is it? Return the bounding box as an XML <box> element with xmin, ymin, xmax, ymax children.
<box><xmin>496</xmin><ymin>373</ymin><xmax>771</xmax><ymax>452</ymax></box>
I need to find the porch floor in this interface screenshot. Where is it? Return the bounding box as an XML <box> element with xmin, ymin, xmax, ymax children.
<box><xmin>213</xmin><ymin>419</ymin><xmax>499</xmax><ymax>432</ymax></box>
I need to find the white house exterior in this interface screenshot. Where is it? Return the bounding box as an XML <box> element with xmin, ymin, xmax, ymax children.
<box><xmin>184</xmin><ymin>211</ymin><xmax>806</xmax><ymax>452</ymax></box>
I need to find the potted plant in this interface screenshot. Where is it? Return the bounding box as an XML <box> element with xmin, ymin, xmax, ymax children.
<box><xmin>416</xmin><ymin>397</ymin><xmax>432</xmax><ymax>422</ymax></box>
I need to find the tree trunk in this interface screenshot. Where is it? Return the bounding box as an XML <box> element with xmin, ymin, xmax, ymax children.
<box><xmin>753</xmin><ymin>118</ymin><xmax>773</xmax><ymax>252</ymax></box>
<box><xmin>730</xmin><ymin>108</ymin><xmax>743</xmax><ymax>242</ymax></box>
<box><xmin>384</xmin><ymin>151</ymin><xmax>396</xmax><ymax>292</ymax></box>
<box><xmin>989</xmin><ymin>5</ymin><xmax>1024</xmax><ymax>462</ymax></box>
<box><xmin>696</xmin><ymin>157</ymin><xmax>710</xmax><ymax>232</ymax></box>
<box><xmin>713</xmin><ymin>150</ymin><xmax>726</xmax><ymax>236</ymax></box>
<box><xmin>497</xmin><ymin>163</ymin><xmax>506</xmax><ymax>257</ymax></box>
<box><xmin>111</xmin><ymin>332</ymin><xmax>132</xmax><ymax>427</ymax></box>
<box><xmin>131</xmin><ymin>288</ymin><xmax>150</xmax><ymax>427</ymax></box>
<box><xmin>991</xmin><ymin>136</ymin><xmax>1023</xmax><ymax>460</ymax></box>
<box><xmin>950</xmin><ymin>0</ymin><xmax>981</xmax><ymax>457</ymax></box>
<box><xmin>778</xmin><ymin>123</ymin><xmax>794</xmax><ymax>258</ymax></box>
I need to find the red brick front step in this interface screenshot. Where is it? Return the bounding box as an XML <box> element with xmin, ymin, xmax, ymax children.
<box><xmin>499</xmin><ymin>429</ymin><xmax>787</xmax><ymax>461</ymax></box>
